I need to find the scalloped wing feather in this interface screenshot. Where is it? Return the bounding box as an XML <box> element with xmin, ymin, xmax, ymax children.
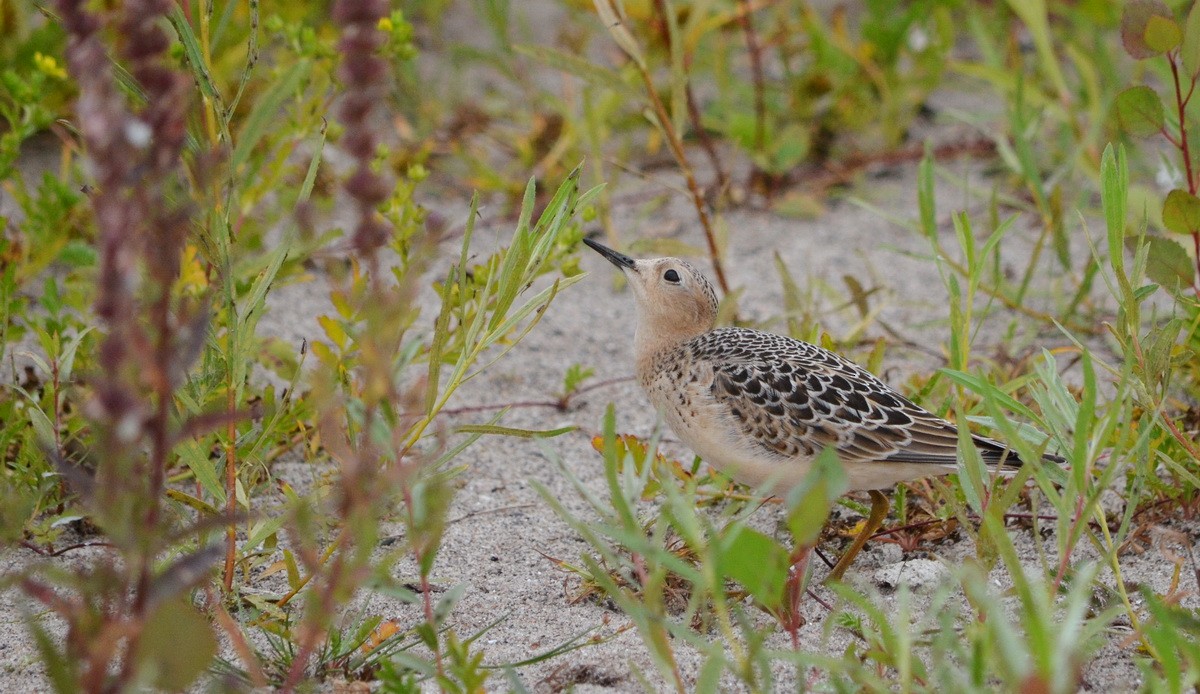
<box><xmin>697</xmin><ymin>328</ymin><xmax>1033</xmax><ymax>469</ymax></box>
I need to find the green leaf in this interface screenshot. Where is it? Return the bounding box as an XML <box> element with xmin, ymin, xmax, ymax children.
<box><xmin>513</xmin><ymin>44</ymin><xmax>637</xmax><ymax>97</ymax></box>
<box><xmin>230</xmin><ymin>60</ymin><xmax>309</xmax><ymax>173</ymax></box>
<box><xmin>717</xmin><ymin>524</ymin><xmax>789</xmax><ymax>610</ymax></box>
<box><xmin>26</xmin><ymin>402</ymin><xmax>56</xmax><ymax>449</ymax></box>
<box><xmin>1183</xmin><ymin>2</ymin><xmax>1200</xmax><ymax>76</ymax></box>
<box><xmin>246</xmin><ymin>512</ymin><xmax>288</xmax><ymax>550</ymax></box>
<box><xmin>134</xmin><ymin>599</ymin><xmax>217</xmax><ymax>691</ymax></box>
<box><xmin>56</xmin><ymin>240</ymin><xmax>97</xmax><ymax>267</ymax></box>
<box><xmin>1137</xmin><ymin>235</ymin><xmax>1195</xmax><ymax>291</ymax></box>
<box><xmin>1162</xmin><ymin>188</ymin><xmax>1200</xmax><ymax>234</ymax></box>
<box><xmin>593</xmin><ymin>0</ymin><xmax>646</xmax><ymax>68</ymax></box>
<box><xmin>165</xmin><ymin>489</ymin><xmax>219</xmax><ymax>516</ymax></box>
<box><xmin>956</xmin><ymin>408</ymin><xmax>987</xmax><ymax>515</ymax></box>
<box><xmin>168</xmin><ymin>6</ymin><xmax>223</xmax><ymax>104</ymax></box>
<box><xmin>1121</xmin><ymin>0</ymin><xmax>1175</xmax><ymax>58</ymax></box>
<box><xmin>177</xmin><ymin>440</ymin><xmax>225</xmax><ymax>504</ymax></box>
<box><xmin>30</xmin><ymin>620</ymin><xmax>74</xmax><ymax>694</ymax></box>
<box><xmin>1101</xmin><ymin>145</ymin><xmax>1130</xmax><ymax>285</ymax></box>
<box><xmin>784</xmin><ymin>448</ymin><xmax>848</xmax><ymax>546</ymax></box>
<box><xmin>1114</xmin><ymin>86</ymin><xmax>1165</xmax><ymax>137</ymax></box>
<box><xmin>1144</xmin><ymin>14</ymin><xmax>1182</xmax><ymax>53</ymax></box>
<box><xmin>453</xmin><ymin>423</ymin><xmax>575</xmax><ymax>439</ymax></box>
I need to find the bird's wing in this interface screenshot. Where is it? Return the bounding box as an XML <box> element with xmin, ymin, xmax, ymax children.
<box><xmin>695</xmin><ymin>329</ymin><xmax>1018</xmax><ymax>467</ymax></box>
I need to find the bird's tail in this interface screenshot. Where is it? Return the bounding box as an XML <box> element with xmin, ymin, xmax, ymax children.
<box><xmin>973</xmin><ymin>433</ymin><xmax>1064</xmax><ymax>468</ymax></box>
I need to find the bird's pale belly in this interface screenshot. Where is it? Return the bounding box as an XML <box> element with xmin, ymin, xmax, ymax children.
<box><xmin>658</xmin><ymin>397</ymin><xmax>957</xmax><ymax>494</ymax></box>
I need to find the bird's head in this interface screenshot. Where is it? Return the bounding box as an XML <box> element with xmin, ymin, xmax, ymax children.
<box><xmin>583</xmin><ymin>238</ymin><xmax>719</xmax><ymax>353</ymax></box>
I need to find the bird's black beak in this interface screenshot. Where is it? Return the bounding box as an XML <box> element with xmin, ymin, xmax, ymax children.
<box><xmin>583</xmin><ymin>237</ymin><xmax>636</xmax><ymax>271</ymax></box>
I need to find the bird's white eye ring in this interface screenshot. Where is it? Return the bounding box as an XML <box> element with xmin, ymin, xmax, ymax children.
<box><xmin>663</xmin><ymin>269</ymin><xmax>681</xmax><ymax>283</ymax></box>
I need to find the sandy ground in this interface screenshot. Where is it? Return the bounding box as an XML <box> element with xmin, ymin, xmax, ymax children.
<box><xmin>3</xmin><ymin>5</ymin><xmax>1198</xmax><ymax>692</ymax></box>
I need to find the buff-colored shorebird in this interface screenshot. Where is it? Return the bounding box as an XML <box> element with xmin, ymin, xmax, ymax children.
<box><xmin>584</xmin><ymin>238</ymin><xmax>1062</xmax><ymax>580</ymax></box>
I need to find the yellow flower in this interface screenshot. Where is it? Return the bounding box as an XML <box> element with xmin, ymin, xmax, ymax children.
<box><xmin>34</xmin><ymin>52</ymin><xmax>67</xmax><ymax>80</ymax></box>
<box><xmin>176</xmin><ymin>244</ymin><xmax>209</xmax><ymax>296</ymax></box>
<box><xmin>377</xmin><ymin>16</ymin><xmax>393</xmax><ymax>32</ymax></box>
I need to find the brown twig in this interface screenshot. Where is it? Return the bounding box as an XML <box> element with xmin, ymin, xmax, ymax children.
<box><xmin>18</xmin><ymin>539</ymin><xmax>114</xmax><ymax>556</ymax></box>
<box><xmin>606</xmin><ymin>3</ymin><xmax>731</xmax><ymax>295</ymax></box>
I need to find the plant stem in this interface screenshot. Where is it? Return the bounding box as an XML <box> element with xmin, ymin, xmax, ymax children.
<box><xmin>684</xmin><ymin>77</ymin><xmax>729</xmax><ymax>195</ymax></box>
<box><xmin>1169</xmin><ymin>55</ymin><xmax>1196</xmax><ymax>196</ymax></box>
<box><xmin>626</xmin><ymin>39</ymin><xmax>731</xmax><ymax>294</ymax></box>
<box><xmin>1168</xmin><ymin>52</ymin><xmax>1200</xmax><ymax>291</ymax></box>
<box><xmin>223</xmin><ymin>391</ymin><xmax>238</xmax><ymax>591</ymax></box>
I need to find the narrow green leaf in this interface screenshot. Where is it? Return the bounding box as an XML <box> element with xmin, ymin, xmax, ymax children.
<box><xmin>513</xmin><ymin>44</ymin><xmax>637</xmax><ymax>97</ymax></box>
<box><xmin>165</xmin><ymin>489</ymin><xmax>219</xmax><ymax>516</ymax></box>
<box><xmin>1100</xmin><ymin>144</ymin><xmax>1129</xmax><ymax>282</ymax></box>
<box><xmin>917</xmin><ymin>148</ymin><xmax>936</xmax><ymax>239</ymax></box>
<box><xmin>26</xmin><ymin>403</ymin><xmax>56</xmax><ymax>448</ymax></box>
<box><xmin>245</xmin><ymin>512</ymin><xmax>288</xmax><ymax>550</ymax></box>
<box><xmin>284</xmin><ymin>549</ymin><xmax>301</xmax><ymax>590</ymax></box>
<box><xmin>938</xmin><ymin>368</ymin><xmax>1039</xmax><ymax>423</ymax></box>
<box><xmin>453</xmin><ymin>424</ymin><xmax>576</xmax><ymax>439</ymax></box>
<box><xmin>488</xmin><ymin>177</ymin><xmax>539</xmax><ymax>330</ymax></box>
<box><xmin>296</xmin><ymin>125</ymin><xmax>327</xmax><ymax>204</ymax></box>
<box><xmin>177</xmin><ymin>440</ymin><xmax>225</xmax><ymax>503</ymax></box>
<box><xmin>956</xmin><ymin>407</ymin><xmax>987</xmax><ymax>515</ymax></box>
<box><xmin>167</xmin><ymin>6</ymin><xmax>223</xmax><ymax>104</ymax></box>
<box><xmin>426</xmin><ymin>266</ymin><xmax>455</xmax><ymax>416</ymax></box>
<box><xmin>231</xmin><ymin>60</ymin><xmax>308</xmax><ymax>173</ymax></box>
<box><xmin>240</xmin><ymin>242</ymin><xmax>289</xmax><ymax>331</ymax></box>
<box><xmin>57</xmin><ymin>327</ymin><xmax>95</xmax><ymax>384</ymax></box>
<box><xmin>1005</xmin><ymin>0</ymin><xmax>1070</xmax><ymax>99</ymax></box>
<box><xmin>593</xmin><ymin>0</ymin><xmax>646</xmax><ymax>68</ymax></box>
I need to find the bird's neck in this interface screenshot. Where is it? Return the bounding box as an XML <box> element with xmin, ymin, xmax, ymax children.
<box><xmin>634</xmin><ymin>321</ymin><xmax>708</xmax><ymax>375</ymax></box>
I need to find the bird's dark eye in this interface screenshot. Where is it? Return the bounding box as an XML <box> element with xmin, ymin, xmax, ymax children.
<box><xmin>663</xmin><ymin>269</ymin><xmax>681</xmax><ymax>283</ymax></box>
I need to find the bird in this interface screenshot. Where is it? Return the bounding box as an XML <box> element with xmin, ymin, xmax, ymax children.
<box><xmin>582</xmin><ymin>237</ymin><xmax>1063</xmax><ymax>580</ymax></box>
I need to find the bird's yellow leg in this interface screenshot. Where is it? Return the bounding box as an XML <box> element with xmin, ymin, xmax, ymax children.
<box><xmin>826</xmin><ymin>489</ymin><xmax>889</xmax><ymax>582</ymax></box>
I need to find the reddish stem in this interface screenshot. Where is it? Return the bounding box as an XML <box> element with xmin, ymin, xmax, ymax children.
<box><xmin>1160</xmin><ymin>126</ymin><xmax>1182</xmax><ymax>150</ymax></box>
<box><xmin>1169</xmin><ymin>54</ymin><xmax>1197</xmax><ymax>195</ymax></box>
<box><xmin>1168</xmin><ymin>53</ymin><xmax>1200</xmax><ymax>292</ymax></box>
<box><xmin>1193</xmin><ymin>232</ymin><xmax>1200</xmax><ymax>296</ymax></box>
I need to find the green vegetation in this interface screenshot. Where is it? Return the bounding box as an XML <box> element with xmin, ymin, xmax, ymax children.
<box><xmin>0</xmin><ymin>0</ymin><xmax>1198</xmax><ymax>691</ymax></box>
